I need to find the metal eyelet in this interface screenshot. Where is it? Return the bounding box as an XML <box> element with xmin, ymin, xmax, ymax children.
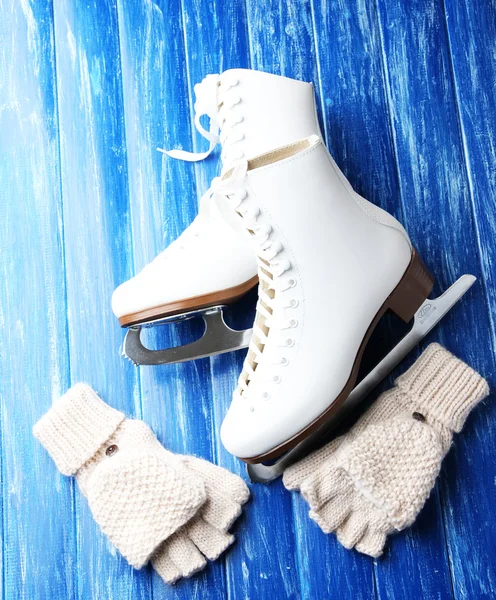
<box><xmin>286</xmin><ymin>338</ymin><xmax>295</xmax><ymax>347</ymax></box>
<box><xmin>273</xmin><ymin>375</ymin><xmax>281</xmax><ymax>384</ymax></box>
<box><xmin>287</xmin><ymin>278</ymin><xmax>297</xmax><ymax>288</ymax></box>
<box><xmin>280</xmin><ymin>357</ymin><xmax>289</xmax><ymax>366</ymax></box>
<box><xmin>262</xmin><ymin>391</ymin><xmax>270</xmax><ymax>400</ymax></box>
<box><xmin>106</xmin><ymin>444</ymin><xmax>119</xmax><ymax>457</ymax></box>
<box><xmin>289</xmin><ymin>319</ymin><xmax>298</xmax><ymax>328</ymax></box>
<box><xmin>289</xmin><ymin>298</ymin><xmax>299</xmax><ymax>308</ymax></box>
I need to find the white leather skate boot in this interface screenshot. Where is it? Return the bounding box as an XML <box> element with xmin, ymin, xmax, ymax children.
<box><xmin>218</xmin><ymin>135</ymin><xmax>434</xmax><ymax>462</ymax></box>
<box><xmin>112</xmin><ymin>70</ymin><xmax>322</xmax><ymax>363</ymax></box>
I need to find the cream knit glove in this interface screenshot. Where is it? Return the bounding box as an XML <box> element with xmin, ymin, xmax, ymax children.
<box><xmin>152</xmin><ymin>456</ymin><xmax>250</xmax><ymax>583</ymax></box>
<box><xmin>33</xmin><ymin>384</ymin><xmax>249</xmax><ymax>584</ymax></box>
<box><xmin>283</xmin><ymin>344</ymin><xmax>489</xmax><ymax>557</ymax></box>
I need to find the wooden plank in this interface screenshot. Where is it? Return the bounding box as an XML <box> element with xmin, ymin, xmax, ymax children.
<box><xmin>374</xmin><ymin>0</ymin><xmax>496</xmax><ymax>598</ymax></box>
<box><xmin>51</xmin><ymin>0</ymin><xmax>150</xmax><ymax>598</ymax></box>
<box><xmin>115</xmin><ymin>0</ymin><xmax>230</xmax><ymax>597</ymax></box>
<box><xmin>246</xmin><ymin>0</ymin><xmax>319</xmax><ymax>82</ymax></box>
<box><xmin>0</xmin><ymin>1</ymin><xmax>75</xmax><ymax>599</ymax></box>
<box><xmin>438</xmin><ymin>0</ymin><xmax>496</xmax><ymax>596</ymax></box>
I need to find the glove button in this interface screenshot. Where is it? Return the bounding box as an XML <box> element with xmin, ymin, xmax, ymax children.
<box><xmin>412</xmin><ymin>412</ymin><xmax>426</xmax><ymax>422</ymax></box>
<box><xmin>105</xmin><ymin>444</ymin><xmax>119</xmax><ymax>457</ymax></box>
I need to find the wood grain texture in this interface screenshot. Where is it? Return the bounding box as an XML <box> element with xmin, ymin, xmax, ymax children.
<box><xmin>437</xmin><ymin>1</ymin><xmax>496</xmax><ymax>597</ymax></box>
<box><xmin>375</xmin><ymin>1</ymin><xmax>496</xmax><ymax>597</ymax></box>
<box><xmin>1</xmin><ymin>0</ymin><xmax>495</xmax><ymax>598</ymax></box>
<box><xmin>0</xmin><ymin>1</ymin><xmax>74</xmax><ymax>599</ymax></box>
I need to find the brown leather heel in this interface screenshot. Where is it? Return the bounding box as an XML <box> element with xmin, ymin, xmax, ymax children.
<box><xmin>388</xmin><ymin>249</ymin><xmax>434</xmax><ymax>323</ymax></box>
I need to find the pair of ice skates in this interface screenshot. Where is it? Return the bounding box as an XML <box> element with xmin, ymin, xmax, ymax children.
<box><xmin>112</xmin><ymin>69</ymin><xmax>475</xmax><ymax>481</ymax></box>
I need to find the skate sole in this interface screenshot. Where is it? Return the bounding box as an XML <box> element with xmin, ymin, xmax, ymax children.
<box><xmin>118</xmin><ymin>275</ymin><xmax>259</xmax><ymax>327</ymax></box>
<box><xmin>242</xmin><ymin>249</ymin><xmax>434</xmax><ymax>464</ymax></box>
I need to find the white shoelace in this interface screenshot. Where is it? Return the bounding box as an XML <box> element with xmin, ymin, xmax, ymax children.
<box><xmin>158</xmin><ymin>74</ymin><xmax>245</xmax><ymax>167</ymax></box>
<box><xmin>204</xmin><ymin>164</ymin><xmax>296</xmax><ymax>401</ymax></box>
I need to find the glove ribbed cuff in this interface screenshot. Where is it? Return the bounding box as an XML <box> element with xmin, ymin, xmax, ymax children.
<box><xmin>396</xmin><ymin>343</ymin><xmax>489</xmax><ymax>432</ymax></box>
<box><xmin>33</xmin><ymin>384</ymin><xmax>125</xmax><ymax>475</ymax></box>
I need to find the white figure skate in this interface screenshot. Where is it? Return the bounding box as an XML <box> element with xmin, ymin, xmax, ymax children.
<box><xmin>215</xmin><ymin>135</ymin><xmax>475</xmax><ymax>465</ymax></box>
<box><xmin>113</xmin><ymin>70</ymin><xmax>323</xmax><ymax>365</ymax></box>
<box><xmin>247</xmin><ymin>272</ymin><xmax>475</xmax><ymax>483</ymax></box>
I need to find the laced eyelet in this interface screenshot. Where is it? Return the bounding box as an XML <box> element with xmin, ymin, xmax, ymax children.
<box><xmin>289</xmin><ymin>319</ymin><xmax>298</xmax><ymax>328</ymax></box>
<box><xmin>289</xmin><ymin>298</ymin><xmax>299</xmax><ymax>308</ymax></box>
<box><xmin>286</xmin><ymin>338</ymin><xmax>295</xmax><ymax>347</ymax></box>
<box><xmin>280</xmin><ymin>357</ymin><xmax>289</xmax><ymax>366</ymax></box>
<box><xmin>287</xmin><ymin>278</ymin><xmax>297</xmax><ymax>288</ymax></box>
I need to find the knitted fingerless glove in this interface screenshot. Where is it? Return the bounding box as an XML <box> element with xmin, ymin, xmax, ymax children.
<box><xmin>33</xmin><ymin>384</ymin><xmax>249</xmax><ymax>583</ymax></box>
<box><xmin>283</xmin><ymin>343</ymin><xmax>488</xmax><ymax>557</ymax></box>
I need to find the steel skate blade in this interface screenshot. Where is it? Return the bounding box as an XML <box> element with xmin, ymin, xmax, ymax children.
<box><xmin>123</xmin><ymin>305</ymin><xmax>252</xmax><ymax>365</ymax></box>
<box><xmin>247</xmin><ymin>274</ymin><xmax>476</xmax><ymax>484</ymax></box>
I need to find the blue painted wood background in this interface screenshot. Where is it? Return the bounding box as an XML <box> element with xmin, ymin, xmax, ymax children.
<box><xmin>1</xmin><ymin>0</ymin><xmax>495</xmax><ymax>598</ymax></box>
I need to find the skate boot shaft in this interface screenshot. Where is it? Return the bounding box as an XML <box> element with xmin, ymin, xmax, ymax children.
<box><xmin>220</xmin><ymin>136</ymin><xmax>433</xmax><ymax>461</ymax></box>
<box><xmin>164</xmin><ymin>69</ymin><xmax>323</xmax><ymax>171</ymax></box>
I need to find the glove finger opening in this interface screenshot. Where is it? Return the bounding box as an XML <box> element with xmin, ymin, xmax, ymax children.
<box><xmin>354</xmin><ymin>527</ymin><xmax>387</xmax><ymax>558</ymax></box>
<box><xmin>151</xmin><ymin>547</ymin><xmax>182</xmax><ymax>585</ymax></box>
<box><xmin>186</xmin><ymin>517</ymin><xmax>234</xmax><ymax>561</ymax></box>
<box><xmin>200</xmin><ymin>493</ymin><xmax>244</xmax><ymax>532</ymax></box>
<box><xmin>153</xmin><ymin>530</ymin><xmax>207</xmax><ymax>583</ymax></box>
<box><xmin>335</xmin><ymin>510</ymin><xmax>368</xmax><ymax>549</ymax></box>
<box><xmin>309</xmin><ymin>474</ymin><xmax>356</xmax><ymax>534</ymax></box>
